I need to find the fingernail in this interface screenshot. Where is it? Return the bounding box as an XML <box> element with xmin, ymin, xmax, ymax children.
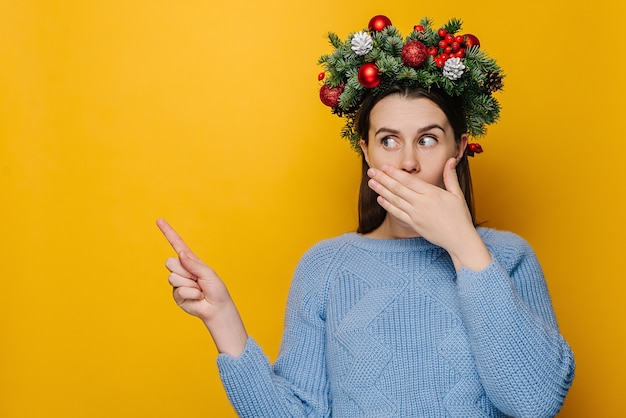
<box><xmin>367</xmin><ymin>168</ymin><xmax>376</xmax><ymax>177</ymax></box>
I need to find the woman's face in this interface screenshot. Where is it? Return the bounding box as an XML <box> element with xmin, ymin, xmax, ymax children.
<box><xmin>360</xmin><ymin>95</ymin><xmax>467</xmax><ymax>188</ymax></box>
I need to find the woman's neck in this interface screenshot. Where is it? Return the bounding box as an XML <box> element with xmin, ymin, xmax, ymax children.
<box><xmin>363</xmin><ymin>215</ymin><xmax>420</xmax><ymax>240</ymax></box>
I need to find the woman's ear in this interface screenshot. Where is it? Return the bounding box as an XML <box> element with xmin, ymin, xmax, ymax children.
<box><xmin>456</xmin><ymin>134</ymin><xmax>468</xmax><ymax>162</ymax></box>
<box><xmin>360</xmin><ymin>139</ymin><xmax>370</xmax><ymax>166</ymax></box>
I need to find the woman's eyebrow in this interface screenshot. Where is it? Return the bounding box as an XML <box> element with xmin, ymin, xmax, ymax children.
<box><xmin>374</xmin><ymin>127</ymin><xmax>401</xmax><ymax>136</ymax></box>
<box><xmin>417</xmin><ymin>123</ymin><xmax>446</xmax><ymax>134</ymax></box>
<box><xmin>375</xmin><ymin>124</ymin><xmax>446</xmax><ymax>136</ymax></box>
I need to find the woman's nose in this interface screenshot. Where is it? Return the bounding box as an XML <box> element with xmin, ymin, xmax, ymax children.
<box><xmin>400</xmin><ymin>148</ymin><xmax>419</xmax><ymax>173</ymax></box>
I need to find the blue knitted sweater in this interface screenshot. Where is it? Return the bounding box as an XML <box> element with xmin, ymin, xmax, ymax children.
<box><xmin>217</xmin><ymin>228</ymin><xmax>575</xmax><ymax>417</ymax></box>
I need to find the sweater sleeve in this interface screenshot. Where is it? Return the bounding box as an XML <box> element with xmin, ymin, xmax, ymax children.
<box><xmin>456</xmin><ymin>231</ymin><xmax>575</xmax><ymax>418</ymax></box>
<box><xmin>216</xmin><ymin>241</ymin><xmax>335</xmax><ymax>418</ymax></box>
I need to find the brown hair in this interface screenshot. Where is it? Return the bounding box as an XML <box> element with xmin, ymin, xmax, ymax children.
<box><xmin>355</xmin><ymin>85</ymin><xmax>476</xmax><ymax>234</ymax></box>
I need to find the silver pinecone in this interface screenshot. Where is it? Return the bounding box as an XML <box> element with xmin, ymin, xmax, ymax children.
<box><xmin>443</xmin><ymin>57</ymin><xmax>465</xmax><ymax>80</ymax></box>
<box><xmin>351</xmin><ymin>32</ymin><xmax>373</xmax><ymax>56</ymax></box>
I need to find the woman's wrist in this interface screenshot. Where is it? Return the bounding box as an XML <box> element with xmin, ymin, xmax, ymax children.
<box><xmin>203</xmin><ymin>301</ymin><xmax>248</xmax><ymax>357</ymax></box>
<box><xmin>448</xmin><ymin>230</ymin><xmax>492</xmax><ymax>272</ymax></box>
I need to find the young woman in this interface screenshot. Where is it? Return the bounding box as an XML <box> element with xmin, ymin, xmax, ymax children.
<box><xmin>158</xmin><ymin>16</ymin><xmax>575</xmax><ymax>417</ymax></box>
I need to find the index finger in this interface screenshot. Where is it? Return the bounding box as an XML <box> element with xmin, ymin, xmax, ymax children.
<box><xmin>156</xmin><ymin>218</ymin><xmax>197</xmax><ymax>257</ymax></box>
<box><xmin>376</xmin><ymin>165</ymin><xmax>430</xmax><ymax>194</ymax></box>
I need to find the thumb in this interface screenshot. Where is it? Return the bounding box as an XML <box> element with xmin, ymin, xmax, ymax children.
<box><xmin>443</xmin><ymin>158</ymin><xmax>462</xmax><ymax>197</ymax></box>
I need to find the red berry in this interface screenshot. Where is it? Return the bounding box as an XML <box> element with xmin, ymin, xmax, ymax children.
<box><xmin>414</xmin><ymin>25</ymin><xmax>424</xmax><ymax>32</ymax></box>
<box><xmin>455</xmin><ymin>35</ymin><xmax>464</xmax><ymax>44</ymax></box>
<box><xmin>427</xmin><ymin>46</ymin><xmax>438</xmax><ymax>56</ymax></box>
<box><xmin>451</xmin><ymin>41</ymin><xmax>461</xmax><ymax>52</ymax></box>
<box><xmin>445</xmin><ymin>34</ymin><xmax>455</xmax><ymax>44</ymax></box>
<box><xmin>467</xmin><ymin>142</ymin><xmax>483</xmax><ymax>156</ymax></box>
<box><xmin>318</xmin><ymin>72</ymin><xmax>325</xmax><ymax>81</ymax></box>
<box><xmin>444</xmin><ymin>46</ymin><xmax>452</xmax><ymax>54</ymax></box>
<box><xmin>457</xmin><ymin>48</ymin><xmax>466</xmax><ymax>58</ymax></box>
<box><xmin>437</xmin><ymin>28</ymin><xmax>447</xmax><ymax>38</ymax></box>
<box><xmin>438</xmin><ymin>40</ymin><xmax>447</xmax><ymax>49</ymax></box>
<box><xmin>440</xmin><ymin>53</ymin><xmax>449</xmax><ymax>61</ymax></box>
<box><xmin>435</xmin><ymin>58</ymin><xmax>445</xmax><ymax>67</ymax></box>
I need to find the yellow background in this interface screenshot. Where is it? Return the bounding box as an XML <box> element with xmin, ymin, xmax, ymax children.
<box><xmin>1</xmin><ymin>1</ymin><xmax>624</xmax><ymax>416</ymax></box>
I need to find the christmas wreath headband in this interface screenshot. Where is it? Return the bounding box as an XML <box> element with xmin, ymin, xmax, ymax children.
<box><xmin>317</xmin><ymin>15</ymin><xmax>504</xmax><ymax>156</ymax></box>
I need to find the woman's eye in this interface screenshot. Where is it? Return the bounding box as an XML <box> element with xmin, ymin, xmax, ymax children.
<box><xmin>381</xmin><ymin>137</ymin><xmax>400</xmax><ymax>148</ymax></box>
<box><xmin>418</xmin><ymin>136</ymin><xmax>437</xmax><ymax>148</ymax></box>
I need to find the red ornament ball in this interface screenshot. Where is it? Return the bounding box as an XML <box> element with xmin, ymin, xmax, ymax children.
<box><xmin>463</xmin><ymin>33</ymin><xmax>480</xmax><ymax>48</ymax></box>
<box><xmin>368</xmin><ymin>15</ymin><xmax>392</xmax><ymax>32</ymax></box>
<box><xmin>401</xmin><ymin>41</ymin><xmax>428</xmax><ymax>68</ymax></box>
<box><xmin>357</xmin><ymin>63</ymin><xmax>381</xmax><ymax>89</ymax></box>
<box><xmin>319</xmin><ymin>84</ymin><xmax>344</xmax><ymax>108</ymax></box>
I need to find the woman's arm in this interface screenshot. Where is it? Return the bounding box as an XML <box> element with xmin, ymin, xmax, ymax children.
<box><xmin>157</xmin><ymin>218</ymin><xmax>247</xmax><ymax>357</ymax></box>
<box><xmin>366</xmin><ymin>159</ymin><xmax>492</xmax><ymax>271</ymax></box>
<box><xmin>157</xmin><ymin>219</ymin><xmax>331</xmax><ymax>417</ymax></box>
<box><xmin>364</xmin><ymin>164</ymin><xmax>575</xmax><ymax>415</ymax></box>
<box><xmin>457</xmin><ymin>233</ymin><xmax>575</xmax><ymax>417</ymax></box>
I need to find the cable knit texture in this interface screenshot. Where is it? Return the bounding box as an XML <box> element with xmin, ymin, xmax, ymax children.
<box><xmin>217</xmin><ymin>228</ymin><xmax>575</xmax><ymax>417</ymax></box>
